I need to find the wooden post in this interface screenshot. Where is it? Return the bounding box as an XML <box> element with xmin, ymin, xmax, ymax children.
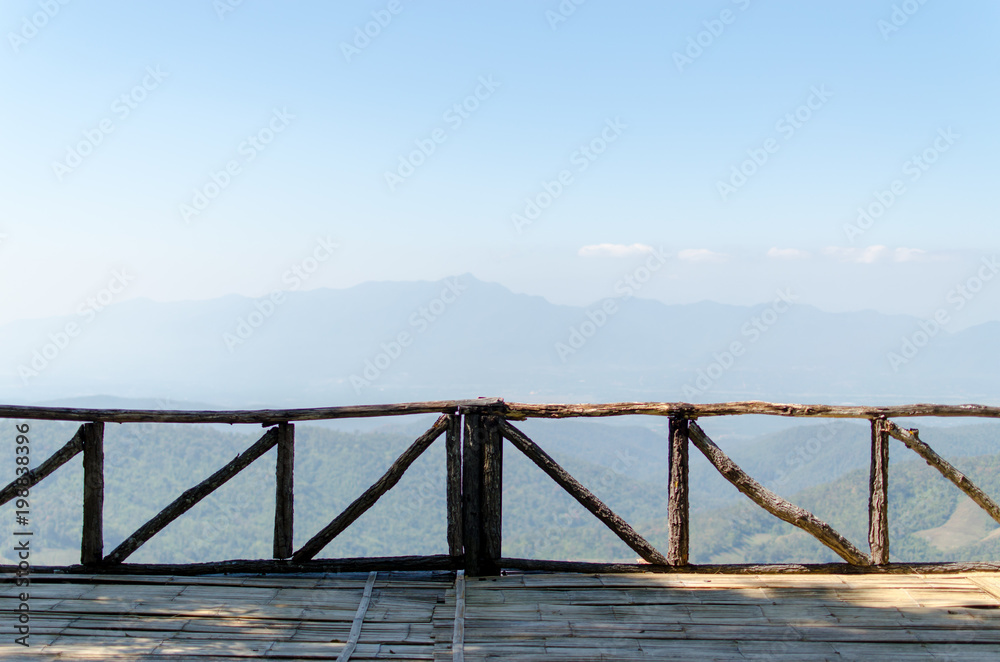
<box><xmin>462</xmin><ymin>414</ymin><xmax>485</xmax><ymax>576</ymax></box>
<box><xmin>446</xmin><ymin>414</ymin><xmax>463</xmax><ymax>559</ymax></box>
<box><xmin>273</xmin><ymin>422</ymin><xmax>294</xmax><ymax>559</ymax></box>
<box><xmin>482</xmin><ymin>415</ymin><xmax>502</xmax><ymax>572</ymax></box>
<box><xmin>868</xmin><ymin>418</ymin><xmax>890</xmax><ymax>566</ymax></box>
<box><xmin>81</xmin><ymin>422</ymin><xmax>105</xmax><ymax>565</ymax></box>
<box><xmin>667</xmin><ymin>416</ymin><xmax>689</xmax><ymax>566</ymax></box>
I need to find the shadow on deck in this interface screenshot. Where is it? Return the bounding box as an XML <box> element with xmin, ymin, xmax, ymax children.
<box><xmin>4</xmin><ymin>570</ymin><xmax>1000</xmax><ymax>661</ymax></box>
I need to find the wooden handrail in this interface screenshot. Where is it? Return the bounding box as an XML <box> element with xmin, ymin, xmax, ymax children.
<box><xmin>2</xmin><ymin>399</ymin><xmax>1000</xmax><ymax>424</ymax></box>
<box><xmin>3</xmin><ymin>399</ymin><xmax>998</xmax><ymax>576</ymax></box>
<box><xmin>0</xmin><ymin>398</ymin><xmax>504</xmax><ymax>424</ymax></box>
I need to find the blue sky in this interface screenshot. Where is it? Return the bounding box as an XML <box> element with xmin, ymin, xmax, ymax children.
<box><xmin>1</xmin><ymin>0</ymin><xmax>998</xmax><ymax>329</ymax></box>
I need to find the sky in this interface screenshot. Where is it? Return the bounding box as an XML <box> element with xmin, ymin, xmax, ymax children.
<box><xmin>1</xmin><ymin>0</ymin><xmax>998</xmax><ymax>330</ymax></box>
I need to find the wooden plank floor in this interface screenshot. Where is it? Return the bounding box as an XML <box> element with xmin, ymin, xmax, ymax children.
<box><xmin>4</xmin><ymin>571</ymin><xmax>1000</xmax><ymax>660</ymax></box>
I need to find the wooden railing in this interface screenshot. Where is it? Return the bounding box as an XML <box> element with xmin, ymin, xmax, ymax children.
<box><xmin>2</xmin><ymin>398</ymin><xmax>1000</xmax><ymax>576</ymax></box>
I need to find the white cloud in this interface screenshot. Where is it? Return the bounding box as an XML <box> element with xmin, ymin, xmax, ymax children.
<box><xmin>677</xmin><ymin>248</ymin><xmax>728</xmax><ymax>263</ymax></box>
<box><xmin>767</xmin><ymin>247</ymin><xmax>810</xmax><ymax>260</ymax></box>
<box><xmin>578</xmin><ymin>243</ymin><xmax>655</xmax><ymax>258</ymax></box>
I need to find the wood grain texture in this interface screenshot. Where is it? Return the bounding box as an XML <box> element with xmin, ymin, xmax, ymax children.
<box><xmin>0</xmin><ymin>397</ymin><xmax>504</xmax><ymax>424</ymax></box>
<box><xmin>335</xmin><ymin>571</ymin><xmax>376</xmax><ymax>662</ymax></box>
<box><xmin>4</xmin><ymin>398</ymin><xmax>999</xmax><ymax>424</ymax></box>
<box><xmin>81</xmin><ymin>422</ymin><xmax>105</xmax><ymax>565</ymax></box>
<box><xmin>273</xmin><ymin>422</ymin><xmax>294</xmax><ymax>560</ymax></box>
<box><xmin>504</xmin><ymin>401</ymin><xmax>1000</xmax><ymax>420</ymax></box>
<box><xmin>482</xmin><ymin>415</ymin><xmax>503</xmax><ymax>569</ymax></box>
<box><xmin>868</xmin><ymin>418</ymin><xmax>890</xmax><ymax>565</ymax></box>
<box><xmin>462</xmin><ymin>415</ymin><xmax>485</xmax><ymax>576</ymax></box>
<box><xmin>667</xmin><ymin>416</ymin><xmax>689</xmax><ymax>566</ymax></box>
<box><xmin>445</xmin><ymin>414</ymin><xmax>463</xmax><ymax>559</ymax></box>
<box><xmin>9</xmin><ymin>570</ymin><xmax>1000</xmax><ymax>661</ymax></box>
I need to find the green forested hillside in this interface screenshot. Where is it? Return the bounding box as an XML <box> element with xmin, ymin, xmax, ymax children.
<box><xmin>2</xmin><ymin>418</ymin><xmax>997</xmax><ymax>566</ymax></box>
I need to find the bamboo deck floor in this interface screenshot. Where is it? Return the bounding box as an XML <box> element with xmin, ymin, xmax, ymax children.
<box><xmin>3</xmin><ymin>571</ymin><xmax>1000</xmax><ymax>660</ymax></box>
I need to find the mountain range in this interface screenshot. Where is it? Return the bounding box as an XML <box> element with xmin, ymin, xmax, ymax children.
<box><xmin>2</xmin><ymin>274</ymin><xmax>998</xmax><ymax>409</ymax></box>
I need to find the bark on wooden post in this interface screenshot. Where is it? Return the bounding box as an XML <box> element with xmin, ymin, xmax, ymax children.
<box><xmin>667</xmin><ymin>416</ymin><xmax>690</xmax><ymax>566</ymax></box>
<box><xmin>868</xmin><ymin>418</ymin><xmax>890</xmax><ymax>566</ymax></box>
<box><xmin>446</xmin><ymin>414</ymin><xmax>463</xmax><ymax>559</ymax></box>
<box><xmin>462</xmin><ymin>414</ymin><xmax>486</xmax><ymax>576</ymax></box>
<box><xmin>273</xmin><ymin>422</ymin><xmax>294</xmax><ymax>559</ymax></box>
<box><xmin>482</xmin><ymin>414</ymin><xmax>502</xmax><ymax>572</ymax></box>
<box><xmin>81</xmin><ymin>422</ymin><xmax>105</xmax><ymax>565</ymax></box>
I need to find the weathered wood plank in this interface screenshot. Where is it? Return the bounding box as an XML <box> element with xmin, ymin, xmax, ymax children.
<box><xmin>462</xmin><ymin>414</ymin><xmax>486</xmax><ymax>576</ymax></box>
<box><xmin>104</xmin><ymin>426</ymin><xmax>281</xmax><ymax>564</ymax></box>
<box><xmin>292</xmin><ymin>416</ymin><xmax>450</xmax><ymax>562</ymax></box>
<box><xmin>667</xmin><ymin>416</ymin><xmax>689</xmax><ymax>566</ymax></box>
<box><xmin>887</xmin><ymin>421</ymin><xmax>1000</xmax><ymax>526</ymax></box>
<box><xmin>504</xmin><ymin>401</ymin><xmax>1000</xmax><ymax>420</ymax></box>
<box><xmin>482</xmin><ymin>415</ymin><xmax>502</xmax><ymax>569</ymax></box>
<box><xmin>336</xmin><ymin>571</ymin><xmax>376</xmax><ymax>662</ymax></box>
<box><xmin>446</xmin><ymin>414</ymin><xmax>463</xmax><ymax>559</ymax></box>
<box><xmin>273</xmin><ymin>422</ymin><xmax>294</xmax><ymax>559</ymax></box>
<box><xmin>6</xmin><ymin>555</ymin><xmax>459</xmax><ymax>576</ymax></box>
<box><xmin>0</xmin><ymin>397</ymin><xmax>504</xmax><ymax>424</ymax></box>
<box><xmin>500</xmin><ymin>420</ymin><xmax>668</xmax><ymax>566</ymax></box>
<box><xmin>688</xmin><ymin>421</ymin><xmax>871</xmax><ymax>566</ymax></box>
<box><xmin>0</xmin><ymin>425</ymin><xmax>86</xmax><ymax>506</ymax></box>
<box><xmin>453</xmin><ymin>570</ymin><xmax>466</xmax><ymax>662</ymax></box>
<box><xmin>81</xmin><ymin>422</ymin><xmax>105</xmax><ymax>565</ymax></box>
<box><xmin>869</xmin><ymin>418</ymin><xmax>890</xmax><ymax>565</ymax></box>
